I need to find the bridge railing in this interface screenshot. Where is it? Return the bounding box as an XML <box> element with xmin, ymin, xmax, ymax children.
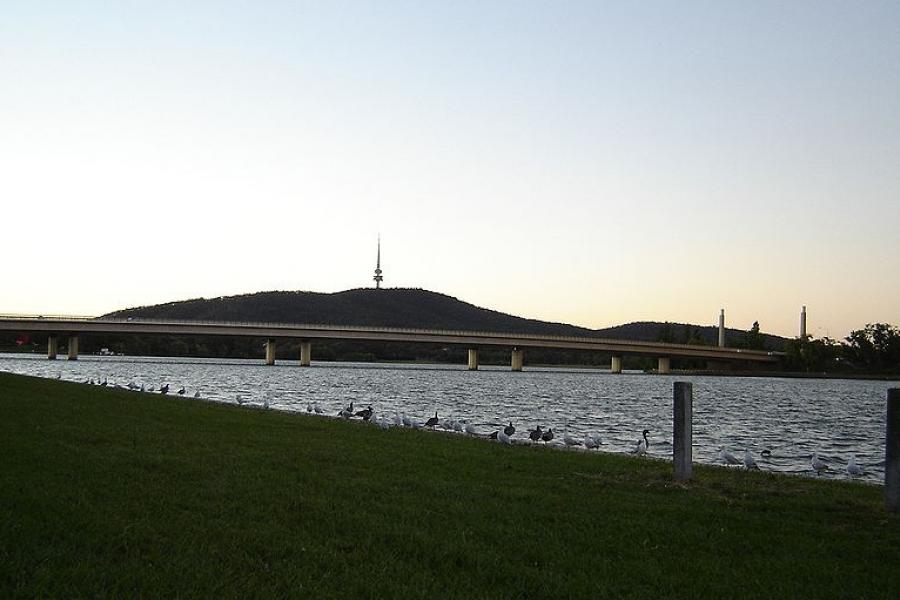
<box><xmin>0</xmin><ymin>313</ymin><xmax>781</xmax><ymax>357</ymax></box>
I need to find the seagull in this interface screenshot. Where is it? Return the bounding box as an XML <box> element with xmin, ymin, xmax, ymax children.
<box><xmin>140</xmin><ymin>384</ymin><xmax>146</xmax><ymax>392</ymax></box>
<box><xmin>847</xmin><ymin>456</ymin><xmax>863</xmax><ymax>477</ymax></box>
<box><xmin>541</xmin><ymin>428</ymin><xmax>554</xmax><ymax>443</ymax></box>
<box><xmin>497</xmin><ymin>428</ymin><xmax>513</xmax><ymax>445</ymax></box>
<box><xmin>313</xmin><ymin>402</ymin><xmax>323</xmax><ymax>414</ymax></box>
<box><xmin>425</xmin><ymin>411</ymin><xmax>439</xmax><ymax>428</ymax></box>
<box><xmin>718</xmin><ymin>447</ymin><xmax>741</xmax><ymax>465</ymax></box>
<box><xmin>631</xmin><ymin>430</ymin><xmax>650</xmax><ymax>455</ymax></box>
<box><xmin>441</xmin><ymin>418</ymin><xmax>453</xmax><ymax>430</ymax></box>
<box><xmin>584</xmin><ymin>434</ymin><xmax>600</xmax><ymax>450</ymax></box>
<box><xmin>743</xmin><ymin>449</ymin><xmax>759</xmax><ymax>470</ymax></box>
<box><xmin>401</xmin><ymin>414</ymin><xmax>412</xmax><ymax>427</ymax></box>
<box><xmin>378</xmin><ymin>417</ymin><xmax>391</xmax><ymax>430</ymax></box>
<box><xmin>504</xmin><ymin>422</ymin><xmax>516</xmax><ymax>436</ymax></box>
<box><xmin>562</xmin><ymin>421</ymin><xmax>579</xmax><ymax>446</ymax></box>
<box><xmin>529</xmin><ymin>426</ymin><xmax>543</xmax><ymax>442</ymax></box>
<box><xmin>811</xmin><ymin>453</ymin><xmax>828</xmax><ymax>474</ymax></box>
<box><xmin>263</xmin><ymin>398</ymin><xmax>270</xmax><ymax>410</ymax></box>
<box><xmin>392</xmin><ymin>413</ymin><xmax>403</xmax><ymax>426</ymax></box>
<box><xmin>465</xmin><ymin>422</ymin><xmax>478</xmax><ymax>435</ymax></box>
<box><xmin>306</xmin><ymin>402</ymin><xmax>313</xmax><ymax>413</ymax></box>
<box><xmin>453</xmin><ymin>420</ymin><xmax>464</xmax><ymax>433</ymax></box>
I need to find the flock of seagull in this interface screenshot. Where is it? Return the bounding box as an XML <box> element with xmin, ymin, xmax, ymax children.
<box><xmin>71</xmin><ymin>373</ymin><xmax>867</xmax><ymax>479</ymax></box>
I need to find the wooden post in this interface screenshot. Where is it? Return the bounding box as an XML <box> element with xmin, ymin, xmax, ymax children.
<box><xmin>887</xmin><ymin>389</ymin><xmax>900</xmax><ymax>512</ymax></box>
<box><xmin>673</xmin><ymin>381</ymin><xmax>693</xmax><ymax>481</ymax></box>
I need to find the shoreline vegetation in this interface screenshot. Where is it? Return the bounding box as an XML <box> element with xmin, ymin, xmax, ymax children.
<box><xmin>2</xmin><ymin>372</ymin><xmax>898</xmax><ymax>598</ymax></box>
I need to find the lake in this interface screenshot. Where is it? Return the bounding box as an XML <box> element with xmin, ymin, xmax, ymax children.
<box><xmin>1</xmin><ymin>353</ymin><xmax>892</xmax><ymax>483</ymax></box>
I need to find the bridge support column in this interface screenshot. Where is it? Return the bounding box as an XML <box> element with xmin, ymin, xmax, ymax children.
<box><xmin>611</xmin><ymin>356</ymin><xmax>622</xmax><ymax>374</ymax></box>
<box><xmin>265</xmin><ymin>338</ymin><xmax>276</xmax><ymax>366</ymax></box>
<box><xmin>67</xmin><ymin>335</ymin><xmax>79</xmax><ymax>360</ymax></box>
<box><xmin>47</xmin><ymin>335</ymin><xmax>58</xmax><ymax>360</ymax></box>
<box><xmin>658</xmin><ymin>357</ymin><xmax>671</xmax><ymax>374</ymax></box>
<box><xmin>511</xmin><ymin>348</ymin><xmax>524</xmax><ymax>372</ymax></box>
<box><xmin>299</xmin><ymin>341</ymin><xmax>312</xmax><ymax>367</ymax></box>
<box><xmin>468</xmin><ymin>348</ymin><xmax>479</xmax><ymax>371</ymax></box>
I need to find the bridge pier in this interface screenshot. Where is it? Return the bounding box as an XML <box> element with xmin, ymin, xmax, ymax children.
<box><xmin>67</xmin><ymin>335</ymin><xmax>79</xmax><ymax>360</ymax></box>
<box><xmin>265</xmin><ymin>338</ymin><xmax>276</xmax><ymax>366</ymax></box>
<box><xmin>468</xmin><ymin>348</ymin><xmax>479</xmax><ymax>371</ymax></box>
<box><xmin>511</xmin><ymin>348</ymin><xmax>524</xmax><ymax>372</ymax></box>
<box><xmin>658</xmin><ymin>357</ymin><xmax>671</xmax><ymax>374</ymax></box>
<box><xmin>611</xmin><ymin>356</ymin><xmax>622</xmax><ymax>374</ymax></box>
<box><xmin>47</xmin><ymin>335</ymin><xmax>58</xmax><ymax>360</ymax></box>
<box><xmin>299</xmin><ymin>341</ymin><xmax>312</xmax><ymax>366</ymax></box>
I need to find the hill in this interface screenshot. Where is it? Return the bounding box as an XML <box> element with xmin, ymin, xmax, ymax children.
<box><xmin>104</xmin><ymin>288</ymin><xmax>786</xmax><ymax>350</ymax></box>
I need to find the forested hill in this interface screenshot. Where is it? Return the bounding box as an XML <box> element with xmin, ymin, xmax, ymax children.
<box><xmin>104</xmin><ymin>288</ymin><xmax>786</xmax><ymax>350</ymax></box>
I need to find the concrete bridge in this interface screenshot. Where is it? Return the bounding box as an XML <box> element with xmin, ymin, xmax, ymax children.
<box><xmin>0</xmin><ymin>315</ymin><xmax>781</xmax><ymax>373</ymax></box>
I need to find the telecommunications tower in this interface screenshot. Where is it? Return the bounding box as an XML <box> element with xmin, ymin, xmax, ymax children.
<box><xmin>373</xmin><ymin>235</ymin><xmax>383</xmax><ymax>289</ymax></box>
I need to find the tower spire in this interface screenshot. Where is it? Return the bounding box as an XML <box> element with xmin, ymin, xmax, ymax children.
<box><xmin>373</xmin><ymin>235</ymin><xmax>383</xmax><ymax>289</ymax></box>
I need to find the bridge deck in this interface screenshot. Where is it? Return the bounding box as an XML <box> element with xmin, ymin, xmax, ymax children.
<box><xmin>0</xmin><ymin>315</ymin><xmax>781</xmax><ymax>362</ymax></box>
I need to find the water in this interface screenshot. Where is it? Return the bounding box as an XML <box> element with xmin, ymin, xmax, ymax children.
<box><xmin>1</xmin><ymin>354</ymin><xmax>892</xmax><ymax>484</ymax></box>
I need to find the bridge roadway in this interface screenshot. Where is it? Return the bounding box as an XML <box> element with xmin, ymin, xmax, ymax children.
<box><xmin>0</xmin><ymin>315</ymin><xmax>781</xmax><ymax>373</ymax></box>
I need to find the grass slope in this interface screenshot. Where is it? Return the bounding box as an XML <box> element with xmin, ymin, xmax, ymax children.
<box><xmin>1</xmin><ymin>373</ymin><xmax>898</xmax><ymax>599</ymax></box>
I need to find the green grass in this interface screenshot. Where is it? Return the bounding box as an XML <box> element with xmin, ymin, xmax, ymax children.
<box><xmin>1</xmin><ymin>372</ymin><xmax>898</xmax><ymax>599</ymax></box>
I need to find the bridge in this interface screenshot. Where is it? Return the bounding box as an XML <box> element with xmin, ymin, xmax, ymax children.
<box><xmin>0</xmin><ymin>315</ymin><xmax>781</xmax><ymax>373</ymax></box>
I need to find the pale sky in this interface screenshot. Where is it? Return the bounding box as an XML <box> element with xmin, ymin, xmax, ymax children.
<box><xmin>2</xmin><ymin>1</ymin><xmax>899</xmax><ymax>339</ymax></box>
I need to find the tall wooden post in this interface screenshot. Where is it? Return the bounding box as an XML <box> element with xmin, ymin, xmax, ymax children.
<box><xmin>673</xmin><ymin>382</ymin><xmax>693</xmax><ymax>481</ymax></box>
<box><xmin>887</xmin><ymin>389</ymin><xmax>900</xmax><ymax>512</ymax></box>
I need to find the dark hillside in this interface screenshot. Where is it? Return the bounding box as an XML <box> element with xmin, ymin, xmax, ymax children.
<box><xmin>105</xmin><ymin>288</ymin><xmax>786</xmax><ymax>350</ymax></box>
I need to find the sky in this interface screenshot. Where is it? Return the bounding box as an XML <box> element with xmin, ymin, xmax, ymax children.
<box><xmin>2</xmin><ymin>1</ymin><xmax>899</xmax><ymax>339</ymax></box>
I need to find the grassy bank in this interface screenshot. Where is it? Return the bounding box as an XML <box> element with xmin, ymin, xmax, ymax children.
<box><xmin>1</xmin><ymin>372</ymin><xmax>898</xmax><ymax>599</ymax></box>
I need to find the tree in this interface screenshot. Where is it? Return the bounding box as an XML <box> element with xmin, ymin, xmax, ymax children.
<box><xmin>844</xmin><ymin>323</ymin><xmax>900</xmax><ymax>372</ymax></box>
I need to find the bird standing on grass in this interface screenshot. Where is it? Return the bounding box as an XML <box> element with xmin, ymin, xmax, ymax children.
<box><xmin>718</xmin><ymin>448</ymin><xmax>741</xmax><ymax>465</ymax></box>
<box><xmin>529</xmin><ymin>426</ymin><xmax>543</xmax><ymax>442</ymax></box>
<box><xmin>541</xmin><ymin>428</ymin><xmax>554</xmax><ymax>443</ymax></box>
<box><xmin>811</xmin><ymin>453</ymin><xmax>828</xmax><ymax>474</ymax></box>
<box><xmin>425</xmin><ymin>411</ymin><xmax>439</xmax><ymax>428</ymax></box>
<box><xmin>743</xmin><ymin>449</ymin><xmax>759</xmax><ymax>470</ymax></box>
<box><xmin>504</xmin><ymin>422</ymin><xmax>516</xmax><ymax>436</ymax></box>
<box><xmin>847</xmin><ymin>456</ymin><xmax>863</xmax><ymax>477</ymax></box>
<box><xmin>631</xmin><ymin>430</ymin><xmax>650</xmax><ymax>455</ymax></box>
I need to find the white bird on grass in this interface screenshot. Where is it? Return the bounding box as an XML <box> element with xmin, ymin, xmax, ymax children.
<box><xmin>562</xmin><ymin>420</ymin><xmax>580</xmax><ymax>447</ymax></box>
<box><xmin>584</xmin><ymin>434</ymin><xmax>600</xmax><ymax>450</ymax></box>
<box><xmin>847</xmin><ymin>456</ymin><xmax>863</xmax><ymax>477</ymax></box>
<box><xmin>718</xmin><ymin>447</ymin><xmax>741</xmax><ymax>465</ymax></box>
<box><xmin>811</xmin><ymin>453</ymin><xmax>828</xmax><ymax>474</ymax></box>
<box><xmin>743</xmin><ymin>449</ymin><xmax>759</xmax><ymax>470</ymax></box>
<box><xmin>497</xmin><ymin>428</ymin><xmax>513</xmax><ymax>445</ymax></box>
<box><xmin>313</xmin><ymin>402</ymin><xmax>323</xmax><ymax>414</ymax></box>
<box><xmin>465</xmin><ymin>422</ymin><xmax>478</xmax><ymax>435</ymax></box>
